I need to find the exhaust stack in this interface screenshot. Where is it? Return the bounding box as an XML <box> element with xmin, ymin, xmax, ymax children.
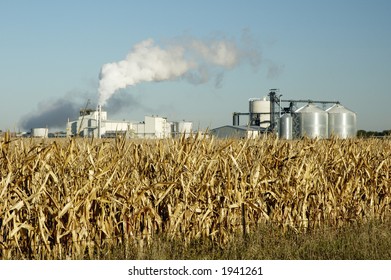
<box><xmin>97</xmin><ymin>104</ymin><xmax>102</xmax><ymax>139</ymax></box>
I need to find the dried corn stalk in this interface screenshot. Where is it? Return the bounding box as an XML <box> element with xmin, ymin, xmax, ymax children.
<box><xmin>0</xmin><ymin>136</ymin><xmax>390</xmax><ymax>259</ymax></box>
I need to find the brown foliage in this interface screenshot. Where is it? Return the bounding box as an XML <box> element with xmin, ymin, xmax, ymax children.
<box><xmin>0</xmin><ymin>135</ymin><xmax>390</xmax><ymax>259</ymax></box>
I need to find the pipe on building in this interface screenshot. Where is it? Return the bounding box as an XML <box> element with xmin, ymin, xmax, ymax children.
<box><xmin>98</xmin><ymin>105</ymin><xmax>102</xmax><ymax>139</ymax></box>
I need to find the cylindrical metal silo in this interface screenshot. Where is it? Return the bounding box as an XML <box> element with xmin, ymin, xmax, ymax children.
<box><xmin>294</xmin><ymin>103</ymin><xmax>328</xmax><ymax>139</ymax></box>
<box><xmin>326</xmin><ymin>103</ymin><xmax>357</xmax><ymax>138</ymax></box>
<box><xmin>249</xmin><ymin>97</ymin><xmax>270</xmax><ymax>128</ymax></box>
<box><xmin>279</xmin><ymin>113</ymin><xmax>293</xmax><ymax>140</ymax></box>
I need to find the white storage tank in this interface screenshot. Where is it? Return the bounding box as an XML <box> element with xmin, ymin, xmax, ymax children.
<box><xmin>249</xmin><ymin>97</ymin><xmax>270</xmax><ymax>128</ymax></box>
<box><xmin>294</xmin><ymin>103</ymin><xmax>328</xmax><ymax>139</ymax></box>
<box><xmin>326</xmin><ymin>103</ymin><xmax>357</xmax><ymax>138</ymax></box>
<box><xmin>279</xmin><ymin>114</ymin><xmax>293</xmax><ymax>140</ymax></box>
<box><xmin>31</xmin><ymin>128</ymin><xmax>48</xmax><ymax>138</ymax></box>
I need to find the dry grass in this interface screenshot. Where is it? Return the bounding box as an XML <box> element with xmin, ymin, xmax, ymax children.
<box><xmin>0</xmin><ymin>135</ymin><xmax>390</xmax><ymax>259</ymax></box>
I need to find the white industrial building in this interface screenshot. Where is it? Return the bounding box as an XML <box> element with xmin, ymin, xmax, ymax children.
<box><xmin>66</xmin><ymin>107</ymin><xmax>193</xmax><ymax>139</ymax></box>
<box><xmin>132</xmin><ymin>116</ymin><xmax>171</xmax><ymax>138</ymax></box>
<box><xmin>31</xmin><ymin>128</ymin><xmax>49</xmax><ymax>138</ymax></box>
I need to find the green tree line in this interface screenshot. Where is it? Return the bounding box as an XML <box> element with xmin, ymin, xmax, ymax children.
<box><xmin>357</xmin><ymin>130</ymin><xmax>391</xmax><ymax>138</ymax></box>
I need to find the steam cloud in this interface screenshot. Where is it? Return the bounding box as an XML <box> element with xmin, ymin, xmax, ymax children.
<box><xmin>19</xmin><ymin>94</ymin><xmax>88</xmax><ymax>130</ymax></box>
<box><xmin>18</xmin><ymin>32</ymin><xmax>277</xmax><ymax>131</ymax></box>
<box><xmin>19</xmin><ymin>91</ymin><xmax>145</xmax><ymax>130</ymax></box>
<box><xmin>98</xmin><ymin>34</ymin><xmax>262</xmax><ymax>105</ymax></box>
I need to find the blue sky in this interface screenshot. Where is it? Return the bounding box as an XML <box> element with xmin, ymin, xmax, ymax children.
<box><xmin>1</xmin><ymin>0</ymin><xmax>390</xmax><ymax>132</ymax></box>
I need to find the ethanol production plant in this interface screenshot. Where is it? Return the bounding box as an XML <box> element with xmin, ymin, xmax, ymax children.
<box><xmin>213</xmin><ymin>89</ymin><xmax>357</xmax><ymax>139</ymax></box>
<box><xmin>66</xmin><ymin>105</ymin><xmax>193</xmax><ymax>139</ymax></box>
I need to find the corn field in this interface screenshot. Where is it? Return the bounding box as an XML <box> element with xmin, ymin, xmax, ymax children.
<box><xmin>0</xmin><ymin>135</ymin><xmax>390</xmax><ymax>259</ymax></box>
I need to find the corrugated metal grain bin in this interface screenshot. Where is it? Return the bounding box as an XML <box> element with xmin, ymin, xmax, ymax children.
<box><xmin>294</xmin><ymin>103</ymin><xmax>328</xmax><ymax>139</ymax></box>
<box><xmin>326</xmin><ymin>103</ymin><xmax>357</xmax><ymax>138</ymax></box>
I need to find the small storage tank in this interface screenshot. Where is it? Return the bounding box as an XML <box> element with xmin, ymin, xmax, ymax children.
<box><xmin>249</xmin><ymin>97</ymin><xmax>270</xmax><ymax>128</ymax></box>
<box><xmin>294</xmin><ymin>103</ymin><xmax>328</xmax><ymax>139</ymax></box>
<box><xmin>232</xmin><ymin>113</ymin><xmax>240</xmax><ymax>126</ymax></box>
<box><xmin>31</xmin><ymin>128</ymin><xmax>48</xmax><ymax>138</ymax></box>
<box><xmin>279</xmin><ymin>114</ymin><xmax>293</xmax><ymax>140</ymax></box>
<box><xmin>326</xmin><ymin>103</ymin><xmax>357</xmax><ymax>138</ymax></box>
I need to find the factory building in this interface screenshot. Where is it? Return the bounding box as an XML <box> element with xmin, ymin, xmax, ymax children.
<box><xmin>31</xmin><ymin>128</ymin><xmax>49</xmax><ymax>138</ymax></box>
<box><xmin>66</xmin><ymin>107</ymin><xmax>127</xmax><ymax>138</ymax></box>
<box><xmin>66</xmin><ymin>107</ymin><xmax>193</xmax><ymax>139</ymax></box>
<box><xmin>132</xmin><ymin>116</ymin><xmax>172</xmax><ymax>139</ymax></box>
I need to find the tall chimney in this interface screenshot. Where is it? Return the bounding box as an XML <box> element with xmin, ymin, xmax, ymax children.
<box><xmin>97</xmin><ymin>105</ymin><xmax>102</xmax><ymax>139</ymax></box>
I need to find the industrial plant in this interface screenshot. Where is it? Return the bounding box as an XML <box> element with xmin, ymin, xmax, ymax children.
<box><xmin>23</xmin><ymin>89</ymin><xmax>357</xmax><ymax>140</ymax></box>
<box><xmin>65</xmin><ymin>105</ymin><xmax>193</xmax><ymax>139</ymax></box>
<box><xmin>210</xmin><ymin>89</ymin><xmax>357</xmax><ymax>139</ymax></box>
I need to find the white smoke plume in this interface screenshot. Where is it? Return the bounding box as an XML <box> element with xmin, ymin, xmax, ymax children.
<box><xmin>98</xmin><ymin>34</ymin><xmax>261</xmax><ymax>105</ymax></box>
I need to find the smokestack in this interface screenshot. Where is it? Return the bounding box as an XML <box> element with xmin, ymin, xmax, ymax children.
<box><xmin>97</xmin><ymin>104</ymin><xmax>102</xmax><ymax>139</ymax></box>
